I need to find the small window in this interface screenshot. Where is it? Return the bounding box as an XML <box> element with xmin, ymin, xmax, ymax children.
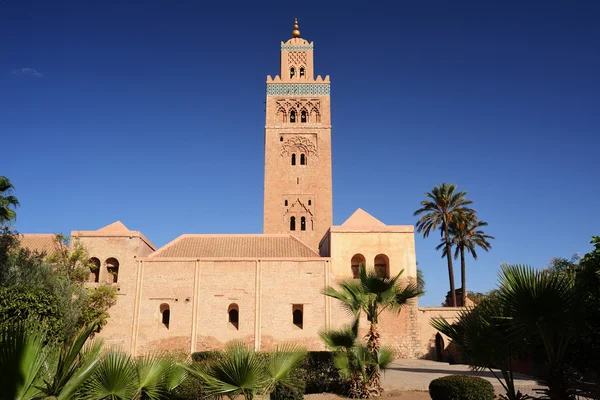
<box><xmin>285</xmin><ymin>200</ymin><xmax>288</xmax><ymax>206</ymax></box>
<box><xmin>291</xmin><ymin>153</ymin><xmax>296</xmax><ymax>165</ymax></box>
<box><xmin>301</xmin><ymin>216</ymin><xmax>306</xmax><ymax>231</ymax></box>
<box><xmin>290</xmin><ymin>67</ymin><xmax>295</xmax><ymax>78</ymax></box>
<box><xmin>301</xmin><ymin>110</ymin><xmax>307</xmax><ymax>123</ymax></box>
<box><xmin>89</xmin><ymin>257</ymin><xmax>100</xmax><ymax>283</ymax></box>
<box><xmin>300</xmin><ymin>67</ymin><xmax>305</xmax><ymax>77</ymax></box>
<box><xmin>290</xmin><ymin>216</ymin><xmax>296</xmax><ymax>231</ymax></box>
<box><xmin>297</xmin><ymin>177</ymin><xmax>299</xmax><ymax>184</ymax></box>
<box><xmin>308</xmin><ymin>200</ymin><xmax>311</xmax><ymax>206</ymax></box>
<box><xmin>228</xmin><ymin>304</ymin><xmax>239</xmax><ymax>330</ymax></box>
<box><xmin>280</xmin><ymin>136</ymin><xmax>283</xmax><ymax>141</ymax></box>
<box><xmin>160</xmin><ymin>303</ymin><xmax>170</xmax><ymax>329</ymax></box>
<box><xmin>292</xmin><ymin>305</ymin><xmax>303</xmax><ymax>329</ymax></box>
<box><xmin>290</xmin><ymin>110</ymin><xmax>296</xmax><ymax>123</ymax></box>
<box><xmin>105</xmin><ymin>258</ymin><xmax>119</xmax><ymax>283</ymax></box>
<box><xmin>300</xmin><ymin>154</ymin><xmax>306</xmax><ymax>165</ymax></box>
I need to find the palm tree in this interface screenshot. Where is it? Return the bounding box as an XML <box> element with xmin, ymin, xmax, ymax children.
<box><xmin>320</xmin><ymin>319</ymin><xmax>394</xmax><ymax>398</ymax></box>
<box><xmin>322</xmin><ymin>264</ymin><xmax>422</xmax><ymax>395</ymax></box>
<box><xmin>434</xmin><ymin>264</ymin><xmax>590</xmax><ymax>400</ymax></box>
<box><xmin>0</xmin><ymin>319</ymin><xmax>102</xmax><ymax>400</ymax></box>
<box><xmin>436</xmin><ymin>218</ymin><xmax>494</xmax><ymax>306</ymax></box>
<box><xmin>414</xmin><ymin>183</ymin><xmax>474</xmax><ymax>306</ymax></box>
<box><xmin>0</xmin><ymin>176</ymin><xmax>19</xmax><ymax>226</ymax></box>
<box><xmin>184</xmin><ymin>341</ymin><xmax>306</xmax><ymax>400</ymax></box>
<box><xmin>82</xmin><ymin>351</ymin><xmax>186</xmax><ymax>400</ymax></box>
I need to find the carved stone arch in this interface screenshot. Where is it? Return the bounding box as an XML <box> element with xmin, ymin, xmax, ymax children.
<box><xmin>310</xmin><ymin>107</ymin><xmax>321</xmax><ymax>123</ymax></box>
<box><xmin>277</xmin><ymin>107</ymin><xmax>287</xmax><ymax>123</ymax></box>
<box><xmin>282</xmin><ymin>198</ymin><xmax>313</xmax><ymax>219</ymax></box>
<box><xmin>300</xmin><ymin>107</ymin><xmax>308</xmax><ymax>123</ymax></box>
<box><xmin>280</xmin><ymin>136</ymin><xmax>318</xmax><ymax>159</ymax></box>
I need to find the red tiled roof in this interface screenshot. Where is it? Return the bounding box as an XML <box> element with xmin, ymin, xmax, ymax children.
<box><xmin>150</xmin><ymin>234</ymin><xmax>320</xmax><ymax>258</ymax></box>
<box><xmin>19</xmin><ymin>234</ymin><xmax>59</xmax><ymax>254</ymax></box>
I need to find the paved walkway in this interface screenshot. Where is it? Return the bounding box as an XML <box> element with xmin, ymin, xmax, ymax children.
<box><xmin>382</xmin><ymin>359</ymin><xmax>542</xmax><ymax>396</ymax></box>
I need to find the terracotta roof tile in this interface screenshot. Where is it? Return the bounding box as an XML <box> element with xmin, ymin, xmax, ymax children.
<box><xmin>150</xmin><ymin>234</ymin><xmax>319</xmax><ymax>258</ymax></box>
<box><xmin>19</xmin><ymin>234</ymin><xmax>59</xmax><ymax>254</ymax></box>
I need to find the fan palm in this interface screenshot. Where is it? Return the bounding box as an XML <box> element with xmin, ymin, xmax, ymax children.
<box><xmin>414</xmin><ymin>183</ymin><xmax>474</xmax><ymax>306</ymax></box>
<box><xmin>434</xmin><ymin>264</ymin><xmax>588</xmax><ymax>400</ymax></box>
<box><xmin>322</xmin><ymin>264</ymin><xmax>421</xmax><ymax>395</ymax></box>
<box><xmin>320</xmin><ymin>318</ymin><xmax>394</xmax><ymax>398</ymax></box>
<box><xmin>436</xmin><ymin>218</ymin><xmax>494</xmax><ymax>306</ymax></box>
<box><xmin>83</xmin><ymin>350</ymin><xmax>186</xmax><ymax>400</ymax></box>
<box><xmin>0</xmin><ymin>176</ymin><xmax>19</xmax><ymax>226</ymax></box>
<box><xmin>184</xmin><ymin>340</ymin><xmax>306</xmax><ymax>400</ymax></box>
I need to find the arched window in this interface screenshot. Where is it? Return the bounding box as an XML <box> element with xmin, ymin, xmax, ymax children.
<box><xmin>278</xmin><ymin>108</ymin><xmax>287</xmax><ymax>124</ymax></box>
<box><xmin>228</xmin><ymin>304</ymin><xmax>239</xmax><ymax>330</ymax></box>
<box><xmin>351</xmin><ymin>254</ymin><xmax>366</xmax><ymax>279</ymax></box>
<box><xmin>284</xmin><ymin>200</ymin><xmax>288</xmax><ymax>206</ymax></box>
<box><xmin>310</xmin><ymin>108</ymin><xmax>320</xmax><ymax>123</ymax></box>
<box><xmin>290</xmin><ymin>216</ymin><xmax>296</xmax><ymax>231</ymax></box>
<box><xmin>290</xmin><ymin>67</ymin><xmax>295</xmax><ymax>79</ymax></box>
<box><xmin>301</xmin><ymin>110</ymin><xmax>307</xmax><ymax>123</ymax></box>
<box><xmin>300</xmin><ymin>67</ymin><xmax>305</xmax><ymax>77</ymax></box>
<box><xmin>301</xmin><ymin>216</ymin><xmax>306</xmax><ymax>231</ymax></box>
<box><xmin>308</xmin><ymin>200</ymin><xmax>311</xmax><ymax>206</ymax></box>
<box><xmin>374</xmin><ymin>254</ymin><xmax>390</xmax><ymax>278</ymax></box>
<box><xmin>300</xmin><ymin>154</ymin><xmax>306</xmax><ymax>165</ymax></box>
<box><xmin>280</xmin><ymin>136</ymin><xmax>283</xmax><ymax>141</ymax></box>
<box><xmin>105</xmin><ymin>258</ymin><xmax>119</xmax><ymax>283</ymax></box>
<box><xmin>291</xmin><ymin>153</ymin><xmax>296</xmax><ymax>165</ymax></box>
<box><xmin>290</xmin><ymin>110</ymin><xmax>296</xmax><ymax>123</ymax></box>
<box><xmin>292</xmin><ymin>304</ymin><xmax>303</xmax><ymax>329</ymax></box>
<box><xmin>89</xmin><ymin>257</ymin><xmax>100</xmax><ymax>283</ymax></box>
<box><xmin>160</xmin><ymin>303</ymin><xmax>170</xmax><ymax>329</ymax></box>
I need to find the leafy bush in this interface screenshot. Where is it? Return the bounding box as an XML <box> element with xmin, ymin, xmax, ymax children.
<box><xmin>429</xmin><ymin>375</ymin><xmax>494</xmax><ymax>400</ymax></box>
<box><xmin>169</xmin><ymin>375</ymin><xmax>207</xmax><ymax>400</ymax></box>
<box><xmin>0</xmin><ymin>285</ymin><xmax>63</xmax><ymax>340</ymax></box>
<box><xmin>302</xmin><ymin>351</ymin><xmax>347</xmax><ymax>395</ymax></box>
<box><xmin>191</xmin><ymin>351</ymin><xmax>224</xmax><ymax>363</ymax></box>
<box><xmin>270</xmin><ymin>379</ymin><xmax>305</xmax><ymax>400</ymax></box>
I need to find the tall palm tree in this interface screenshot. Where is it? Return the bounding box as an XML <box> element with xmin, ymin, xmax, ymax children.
<box><xmin>414</xmin><ymin>183</ymin><xmax>474</xmax><ymax>306</ymax></box>
<box><xmin>0</xmin><ymin>176</ymin><xmax>19</xmax><ymax>226</ymax></box>
<box><xmin>323</xmin><ymin>264</ymin><xmax>421</xmax><ymax>395</ymax></box>
<box><xmin>436</xmin><ymin>218</ymin><xmax>494</xmax><ymax>306</ymax></box>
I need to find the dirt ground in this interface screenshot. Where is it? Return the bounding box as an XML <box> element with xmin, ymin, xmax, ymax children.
<box><xmin>305</xmin><ymin>391</ymin><xmax>430</xmax><ymax>400</ymax></box>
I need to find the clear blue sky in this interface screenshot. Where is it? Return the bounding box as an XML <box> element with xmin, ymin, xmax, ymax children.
<box><xmin>2</xmin><ymin>1</ymin><xmax>599</xmax><ymax>306</ymax></box>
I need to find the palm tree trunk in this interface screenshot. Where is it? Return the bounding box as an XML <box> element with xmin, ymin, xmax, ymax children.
<box><xmin>460</xmin><ymin>246</ymin><xmax>467</xmax><ymax>307</ymax></box>
<box><xmin>365</xmin><ymin>322</ymin><xmax>382</xmax><ymax>396</ymax></box>
<box><xmin>444</xmin><ymin>225</ymin><xmax>457</xmax><ymax>307</ymax></box>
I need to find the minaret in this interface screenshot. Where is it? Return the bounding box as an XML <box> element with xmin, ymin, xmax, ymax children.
<box><xmin>263</xmin><ymin>19</ymin><xmax>332</xmax><ymax>251</ymax></box>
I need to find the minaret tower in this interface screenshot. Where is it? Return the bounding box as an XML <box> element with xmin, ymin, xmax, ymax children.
<box><xmin>263</xmin><ymin>19</ymin><xmax>332</xmax><ymax>251</ymax></box>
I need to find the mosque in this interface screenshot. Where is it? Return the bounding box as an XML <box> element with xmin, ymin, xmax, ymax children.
<box><xmin>21</xmin><ymin>20</ymin><xmax>460</xmax><ymax>359</ymax></box>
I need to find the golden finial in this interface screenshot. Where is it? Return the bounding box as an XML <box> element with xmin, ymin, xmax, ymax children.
<box><xmin>292</xmin><ymin>18</ymin><xmax>300</xmax><ymax>38</ymax></box>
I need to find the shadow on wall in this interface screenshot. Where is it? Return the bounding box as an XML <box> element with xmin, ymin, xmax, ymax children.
<box><xmin>422</xmin><ymin>333</ymin><xmax>463</xmax><ymax>365</ymax></box>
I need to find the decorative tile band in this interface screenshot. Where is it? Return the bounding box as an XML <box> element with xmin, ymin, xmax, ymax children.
<box><xmin>281</xmin><ymin>45</ymin><xmax>313</xmax><ymax>51</ymax></box>
<box><xmin>267</xmin><ymin>83</ymin><xmax>330</xmax><ymax>96</ymax></box>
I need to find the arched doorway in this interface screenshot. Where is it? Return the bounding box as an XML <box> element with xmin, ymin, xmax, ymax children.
<box><xmin>435</xmin><ymin>333</ymin><xmax>445</xmax><ymax>362</ymax></box>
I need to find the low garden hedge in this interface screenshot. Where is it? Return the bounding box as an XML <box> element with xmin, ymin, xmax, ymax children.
<box><xmin>429</xmin><ymin>375</ymin><xmax>495</xmax><ymax>400</ymax></box>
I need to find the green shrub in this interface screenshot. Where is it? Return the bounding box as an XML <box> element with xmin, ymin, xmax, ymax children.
<box><xmin>270</xmin><ymin>379</ymin><xmax>305</xmax><ymax>400</ymax></box>
<box><xmin>191</xmin><ymin>351</ymin><xmax>224</xmax><ymax>363</ymax></box>
<box><xmin>169</xmin><ymin>375</ymin><xmax>207</xmax><ymax>400</ymax></box>
<box><xmin>301</xmin><ymin>351</ymin><xmax>347</xmax><ymax>395</ymax></box>
<box><xmin>429</xmin><ymin>375</ymin><xmax>494</xmax><ymax>400</ymax></box>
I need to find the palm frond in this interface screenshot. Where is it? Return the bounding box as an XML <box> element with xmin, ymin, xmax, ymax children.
<box><xmin>82</xmin><ymin>349</ymin><xmax>137</xmax><ymax>400</ymax></box>
<box><xmin>0</xmin><ymin>321</ymin><xmax>47</xmax><ymax>400</ymax></box>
